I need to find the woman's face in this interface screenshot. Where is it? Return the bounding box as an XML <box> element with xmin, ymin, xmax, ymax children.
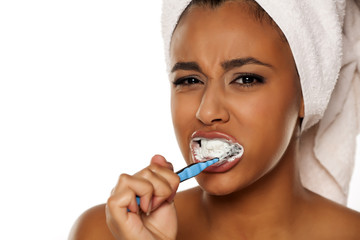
<box><xmin>170</xmin><ymin>2</ymin><xmax>303</xmax><ymax>195</ymax></box>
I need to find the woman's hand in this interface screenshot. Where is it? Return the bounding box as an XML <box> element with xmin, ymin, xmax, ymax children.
<box><xmin>106</xmin><ymin>155</ymin><xmax>180</xmax><ymax>240</ymax></box>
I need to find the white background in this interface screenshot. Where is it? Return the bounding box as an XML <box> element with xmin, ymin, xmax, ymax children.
<box><xmin>0</xmin><ymin>1</ymin><xmax>359</xmax><ymax>239</ymax></box>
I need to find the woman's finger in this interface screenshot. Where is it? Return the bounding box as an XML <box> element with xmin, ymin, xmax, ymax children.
<box><xmin>135</xmin><ymin>165</ymin><xmax>179</xmax><ymax>211</ymax></box>
<box><xmin>150</xmin><ymin>154</ymin><xmax>174</xmax><ymax>171</ymax></box>
<box><xmin>112</xmin><ymin>173</ymin><xmax>153</xmax><ymax>213</ymax></box>
<box><xmin>106</xmin><ymin>188</ymin><xmax>152</xmax><ymax>240</ymax></box>
<box><xmin>149</xmin><ymin>155</ymin><xmax>179</xmax><ymax>195</ymax></box>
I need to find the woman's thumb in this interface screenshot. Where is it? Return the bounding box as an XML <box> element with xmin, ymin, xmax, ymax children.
<box><xmin>150</xmin><ymin>154</ymin><xmax>174</xmax><ymax>171</ymax></box>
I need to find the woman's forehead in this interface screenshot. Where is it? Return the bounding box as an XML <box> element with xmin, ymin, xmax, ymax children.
<box><xmin>170</xmin><ymin>2</ymin><xmax>292</xmax><ymax>70</ymax></box>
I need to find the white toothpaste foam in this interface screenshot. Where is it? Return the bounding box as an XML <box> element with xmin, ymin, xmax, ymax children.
<box><xmin>192</xmin><ymin>138</ymin><xmax>244</xmax><ymax>163</ymax></box>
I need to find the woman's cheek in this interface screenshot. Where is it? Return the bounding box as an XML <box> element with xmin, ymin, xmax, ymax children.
<box><xmin>171</xmin><ymin>94</ymin><xmax>198</xmax><ymax>161</ymax></box>
<box><xmin>228</xmin><ymin>94</ymin><xmax>293</xmax><ymax>166</ymax></box>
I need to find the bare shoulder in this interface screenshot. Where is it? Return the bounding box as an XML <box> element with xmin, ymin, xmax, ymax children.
<box><xmin>68</xmin><ymin>204</ymin><xmax>115</xmax><ymax>240</ymax></box>
<box><xmin>321</xmin><ymin>199</ymin><xmax>360</xmax><ymax>238</ymax></box>
<box><xmin>302</xmin><ymin>192</ymin><xmax>360</xmax><ymax>239</ymax></box>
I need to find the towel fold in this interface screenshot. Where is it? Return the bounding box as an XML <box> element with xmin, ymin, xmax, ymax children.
<box><xmin>161</xmin><ymin>0</ymin><xmax>360</xmax><ymax>204</ymax></box>
<box><xmin>302</xmin><ymin>0</ymin><xmax>360</xmax><ymax>204</ymax></box>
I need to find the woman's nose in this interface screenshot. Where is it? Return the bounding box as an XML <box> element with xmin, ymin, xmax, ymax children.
<box><xmin>195</xmin><ymin>87</ymin><xmax>230</xmax><ymax>125</ymax></box>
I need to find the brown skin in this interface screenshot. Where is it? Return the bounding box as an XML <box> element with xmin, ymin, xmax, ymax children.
<box><xmin>69</xmin><ymin>2</ymin><xmax>360</xmax><ymax>240</ymax></box>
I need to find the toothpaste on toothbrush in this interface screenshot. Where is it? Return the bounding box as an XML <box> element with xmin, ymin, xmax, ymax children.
<box><xmin>191</xmin><ymin>138</ymin><xmax>244</xmax><ymax>164</ymax></box>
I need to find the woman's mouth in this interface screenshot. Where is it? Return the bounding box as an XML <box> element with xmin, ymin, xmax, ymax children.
<box><xmin>190</xmin><ymin>131</ymin><xmax>244</xmax><ymax>173</ymax></box>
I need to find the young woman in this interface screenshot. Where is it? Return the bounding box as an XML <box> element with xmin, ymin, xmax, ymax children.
<box><xmin>69</xmin><ymin>0</ymin><xmax>360</xmax><ymax>239</ymax></box>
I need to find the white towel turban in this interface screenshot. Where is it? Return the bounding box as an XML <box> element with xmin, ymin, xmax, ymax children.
<box><xmin>161</xmin><ymin>0</ymin><xmax>360</xmax><ymax>205</ymax></box>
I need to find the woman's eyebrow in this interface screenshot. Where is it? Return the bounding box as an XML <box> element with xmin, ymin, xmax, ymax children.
<box><xmin>171</xmin><ymin>58</ymin><xmax>273</xmax><ymax>73</ymax></box>
<box><xmin>221</xmin><ymin>57</ymin><xmax>274</xmax><ymax>71</ymax></box>
<box><xmin>171</xmin><ymin>61</ymin><xmax>204</xmax><ymax>74</ymax></box>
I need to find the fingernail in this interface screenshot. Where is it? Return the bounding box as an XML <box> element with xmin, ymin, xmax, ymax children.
<box><xmin>146</xmin><ymin>199</ymin><xmax>152</xmax><ymax>216</ymax></box>
<box><xmin>167</xmin><ymin>162</ymin><xmax>174</xmax><ymax>171</ymax></box>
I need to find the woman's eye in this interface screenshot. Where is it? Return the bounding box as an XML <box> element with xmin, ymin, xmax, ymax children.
<box><xmin>232</xmin><ymin>74</ymin><xmax>264</xmax><ymax>87</ymax></box>
<box><xmin>173</xmin><ymin>77</ymin><xmax>203</xmax><ymax>86</ymax></box>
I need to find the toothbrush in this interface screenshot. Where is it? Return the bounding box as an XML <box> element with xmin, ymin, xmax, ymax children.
<box><xmin>176</xmin><ymin>158</ymin><xmax>219</xmax><ymax>182</ymax></box>
<box><xmin>131</xmin><ymin>158</ymin><xmax>220</xmax><ymax>209</ymax></box>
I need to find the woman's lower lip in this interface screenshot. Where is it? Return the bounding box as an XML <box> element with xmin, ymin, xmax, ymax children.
<box><xmin>194</xmin><ymin>156</ymin><xmax>242</xmax><ymax>173</ymax></box>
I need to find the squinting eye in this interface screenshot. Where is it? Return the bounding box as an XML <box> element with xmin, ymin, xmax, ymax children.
<box><xmin>233</xmin><ymin>74</ymin><xmax>264</xmax><ymax>87</ymax></box>
<box><xmin>173</xmin><ymin>77</ymin><xmax>203</xmax><ymax>86</ymax></box>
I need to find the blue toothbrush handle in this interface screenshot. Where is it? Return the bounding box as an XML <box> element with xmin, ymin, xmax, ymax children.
<box><xmin>176</xmin><ymin>158</ymin><xmax>219</xmax><ymax>182</ymax></box>
<box><xmin>130</xmin><ymin>158</ymin><xmax>219</xmax><ymax>212</ymax></box>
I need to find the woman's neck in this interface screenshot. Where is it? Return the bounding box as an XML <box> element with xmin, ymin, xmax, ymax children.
<box><xmin>201</xmin><ymin>136</ymin><xmax>309</xmax><ymax>237</ymax></box>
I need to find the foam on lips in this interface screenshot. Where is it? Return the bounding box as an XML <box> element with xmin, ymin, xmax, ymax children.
<box><xmin>191</xmin><ymin>138</ymin><xmax>244</xmax><ymax>164</ymax></box>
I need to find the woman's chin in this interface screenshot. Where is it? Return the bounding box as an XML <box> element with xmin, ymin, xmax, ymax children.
<box><xmin>196</xmin><ymin>175</ymin><xmax>242</xmax><ymax>196</ymax></box>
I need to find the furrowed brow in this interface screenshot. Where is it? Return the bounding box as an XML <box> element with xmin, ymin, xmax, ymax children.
<box><xmin>171</xmin><ymin>61</ymin><xmax>203</xmax><ymax>73</ymax></box>
<box><xmin>221</xmin><ymin>57</ymin><xmax>274</xmax><ymax>71</ymax></box>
